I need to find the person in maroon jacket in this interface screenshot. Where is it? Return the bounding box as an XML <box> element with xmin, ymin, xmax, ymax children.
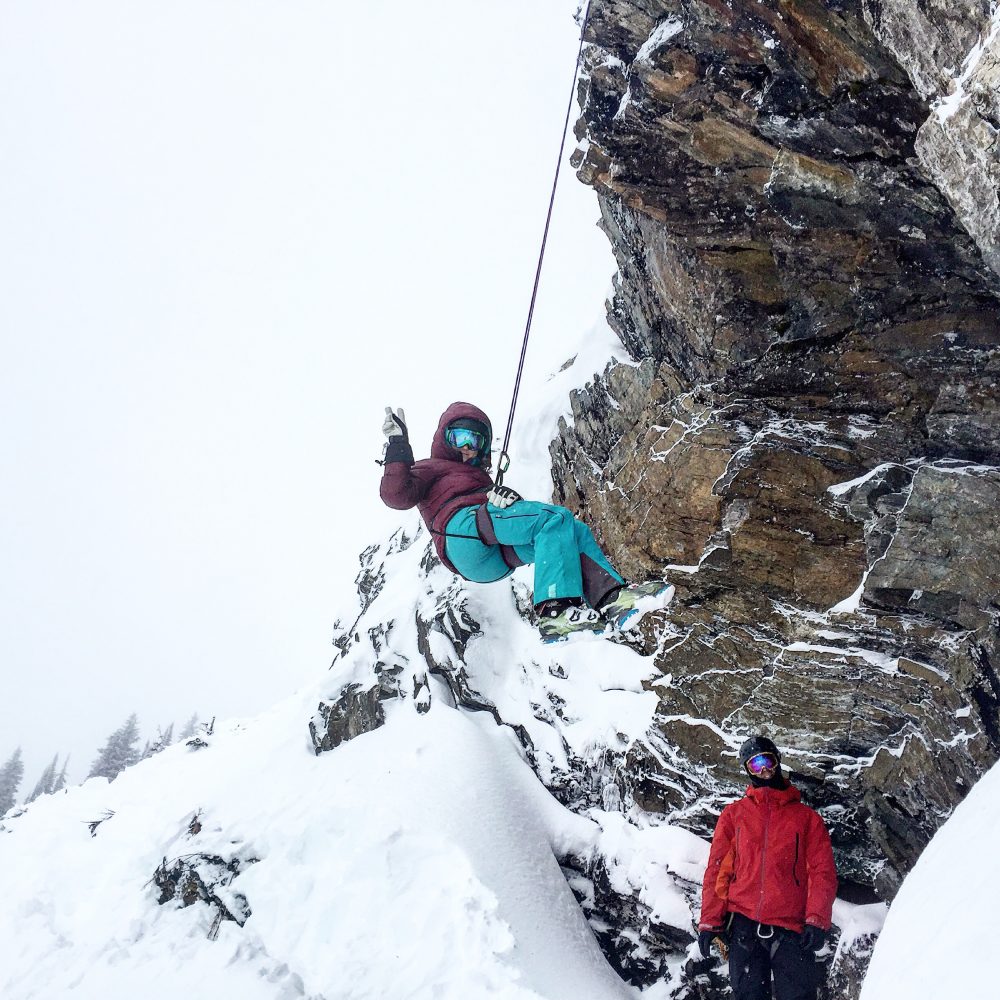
<box><xmin>379</xmin><ymin>401</ymin><xmax>666</xmax><ymax>641</ymax></box>
<box><xmin>698</xmin><ymin>736</ymin><xmax>838</xmax><ymax>1000</ymax></box>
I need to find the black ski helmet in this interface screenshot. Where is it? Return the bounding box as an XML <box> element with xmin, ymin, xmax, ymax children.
<box><xmin>446</xmin><ymin>417</ymin><xmax>491</xmax><ymax>460</ymax></box>
<box><xmin>738</xmin><ymin>735</ymin><xmax>781</xmax><ymax>768</ymax></box>
<box><xmin>447</xmin><ymin>416</ymin><xmax>491</xmax><ymax>440</ymax></box>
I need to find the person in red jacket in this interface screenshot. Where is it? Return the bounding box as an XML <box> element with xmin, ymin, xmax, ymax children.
<box><xmin>379</xmin><ymin>402</ymin><xmax>666</xmax><ymax>640</ymax></box>
<box><xmin>698</xmin><ymin>736</ymin><xmax>838</xmax><ymax>1000</ymax></box>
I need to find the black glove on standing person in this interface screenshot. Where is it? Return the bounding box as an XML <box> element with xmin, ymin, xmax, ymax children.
<box><xmin>698</xmin><ymin>929</ymin><xmax>722</xmax><ymax>959</ymax></box>
<box><xmin>801</xmin><ymin>924</ymin><xmax>828</xmax><ymax>953</ymax></box>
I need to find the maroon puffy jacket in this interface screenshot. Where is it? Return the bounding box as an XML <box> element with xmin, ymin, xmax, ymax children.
<box><xmin>379</xmin><ymin>401</ymin><xmax>494</xmax><ymax>573</ymax></box>
<box><xmin>699</xmin><ymin>782</ymin><xmax>837</xmax><ymax>933</ymax></box>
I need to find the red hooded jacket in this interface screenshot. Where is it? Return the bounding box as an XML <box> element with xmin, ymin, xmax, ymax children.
<box><xmin>699</xmin><ymin>782</ymin><xmax>837</xmax><ymax>933</ymax></box>
<box><xmin>379</xmin><ymin>402</ymin><xmax>494</xmax><ymax>573</ymax></box>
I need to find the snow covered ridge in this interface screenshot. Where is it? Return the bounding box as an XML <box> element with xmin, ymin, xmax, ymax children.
<box><xmin>0</xmin><ymin>684</ymin><xmax>631</xmax><ymax>999</ymax></box>
<box><xmin>0</xmin><ymin>519</ymin><xmax>683</xmax><ymax>1000</ymax></box>
<box><xmin>311</xmin><ymin>518</ymin><xmax>703</xmax><ymax>990</ymax></box>
<box><xmin>1</xmin><ymin>517</ymin><xmax>881</xmax><ymax>1000</ymax></box>
<box><xmin>0</xmin><ymin>537</ymin><xmax>652</xmax><ymax>1000</ymax></box>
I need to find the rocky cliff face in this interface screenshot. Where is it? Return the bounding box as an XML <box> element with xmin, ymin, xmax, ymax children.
<box><xmin>875</xmin><ymin>0</ymin><xmax>1000</xmax><ymax>277</ymax></box>
<box><xmin>557</xmin><ymin>0</ymin><xmax>1000</xmax><ymax>919</ymax></box>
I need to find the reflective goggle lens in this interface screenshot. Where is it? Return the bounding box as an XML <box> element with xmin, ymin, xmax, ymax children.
<box><xmin>446</xmin><ymin>427</ymin><xmax>487</xmax><ymax>452</ymax></box>
<box><xmin>746</xmin><ymin>753</ymin><xmax>779</xmax><ymax>776</ymax></box>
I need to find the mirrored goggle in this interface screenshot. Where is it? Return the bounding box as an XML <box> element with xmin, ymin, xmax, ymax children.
<box><xmin>746</xmin><ymin>753</ymin><xmax>779</xmax><ymax>776</ymax></box>
<box><xmin>446</xmin><ymin>427</ymin><xmax>488</xmax><ymax>452</ymax></box>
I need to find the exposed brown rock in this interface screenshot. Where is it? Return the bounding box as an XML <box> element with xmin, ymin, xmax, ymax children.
<box><xmin>552</xmin><ymin>2</ymin><xmax>1000</xmax><ymax>990</ymax></box>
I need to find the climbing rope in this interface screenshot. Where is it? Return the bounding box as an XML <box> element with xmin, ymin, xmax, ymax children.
<box><xmin>495</xmin><ymin>0</ymin><xmax>594</xmax><ymax>487</ymax></box>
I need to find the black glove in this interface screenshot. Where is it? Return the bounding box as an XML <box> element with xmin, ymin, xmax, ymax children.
<box><xmin>801</xmin><ymin>924</ymin><xmax>828</xmax><ymax>953</ymax></box>
<box><xmin>381</xmin><ymin>407</ymin><xmax>412</xmax><ymax>466</ymax></box>
<box><xmin>487</xmin><ymin>485</ymin><xmax>522</xmax><ymax>509</ymax></box>
<box><xmin>698</xmin><ymin>928</ymin><xmax>722</xmax><ymax>959</ymax></box>
<box><xmin>382</xmin><ymin>407</ymin><xmax>407</xmax><ymax>441</ymax></box>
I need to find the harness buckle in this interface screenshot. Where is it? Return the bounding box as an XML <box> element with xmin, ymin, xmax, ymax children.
<box><xmin>756</xmin><ymin>923</ymin><xmax>774</xmax><ymax>940</ymax></box>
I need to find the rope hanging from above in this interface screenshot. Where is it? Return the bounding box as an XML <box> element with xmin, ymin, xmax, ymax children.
<box><xmin>495</xmin><ymin>0</ymin><xmax>594</xmax><ymax>487</ymax></box>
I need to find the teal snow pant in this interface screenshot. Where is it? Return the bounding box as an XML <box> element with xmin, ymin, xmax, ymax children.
<box><xmin>444</xmin><ymin>501</ymin><xmax>625</xmax><ymax>608</ymax></box>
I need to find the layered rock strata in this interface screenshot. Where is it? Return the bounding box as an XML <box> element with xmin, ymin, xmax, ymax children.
<box><xmin>557</xmin><ymin>0</ymin><xmax>1000</xmax><ymax>907</ymax></box>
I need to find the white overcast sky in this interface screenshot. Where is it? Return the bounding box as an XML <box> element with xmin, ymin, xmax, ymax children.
<box><xmin>0</xmin><ymin>0</ymin><xmax>617</xmax><ymax>787</ymax></box>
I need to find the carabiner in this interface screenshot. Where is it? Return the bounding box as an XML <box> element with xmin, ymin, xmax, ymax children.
<box><xmin>494</xmin><ymin>451</ymin><xmax>511</xmax><ymax>488</ymax></box>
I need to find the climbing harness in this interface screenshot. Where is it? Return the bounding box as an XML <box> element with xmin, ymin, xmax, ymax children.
<box><xmin>495</xmin><ymin>0</ymin><xmax>594</xmax><ymax>487</ymax></box>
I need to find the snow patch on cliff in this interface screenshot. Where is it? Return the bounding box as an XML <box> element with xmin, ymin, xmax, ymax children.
<box><xmin>636</xmin><ymin>19</ymin><xmax>684</xmax><ymax>66</ymax></box>
<box><xmin>933</xmin><ymin>6</ymin><xmax>1000</xmax><ymax>120</ymax></box>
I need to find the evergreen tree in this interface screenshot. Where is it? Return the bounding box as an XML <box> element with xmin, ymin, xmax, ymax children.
<box><xmin>27</xmin><ymin>754</ymin><xmax>59</xmax><ymax>803</ymax></box>
<box><xmin>51</xmin><ymin>757</ymin><xmax>70</xmax><ymax>793</ymax></box>
<box><xmin>179</xmin><ymin>714</ymin><xmax>200</xmax><ymax>740</ymax></box>
<box><xmin>88</xmin><ymin>714</ymin><xmax>141</xmax><ymax>782</ymax></box>
<box><xmin>145</xmin><ymin>723</ymin><xmax>174</xmax><ymax>758</ymax></box>
<box><xmin>0</xmin><ymin>748</ymin><xmax>25</xmax><ymax>816</ymax></box>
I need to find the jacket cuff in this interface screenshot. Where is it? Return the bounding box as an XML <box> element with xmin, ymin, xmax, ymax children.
<box><xmin>384</xmin><ymin>436</ymin><xmax>413</xmax><ymax>465</ymax></box>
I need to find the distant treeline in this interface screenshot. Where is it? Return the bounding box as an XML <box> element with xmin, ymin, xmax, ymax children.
<box><xmin>0</xmin><ymin>712</ymin><xmax>203</xmax><ymax>817</ymax></box>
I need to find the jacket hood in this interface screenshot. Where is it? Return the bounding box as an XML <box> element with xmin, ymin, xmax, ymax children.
<box><xmin>745</xmin><ymin>782</ymin><xmax>800</xmax><ymax>806</ymax></box>
<box><xmin>431</xmin><ymin>401</ymin><xmax>494</xmax><ymax>466</ymax></box>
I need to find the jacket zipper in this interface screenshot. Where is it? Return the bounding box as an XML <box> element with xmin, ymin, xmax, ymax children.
<box><xmin>793</xmin><ymin>833</ymin><xmax>800</xmax><ymax>887</ymax></box>
<box><xmin>756</xmin><ymin>796</ymin><xmax>771</xmax><ymax>921</ymax></box>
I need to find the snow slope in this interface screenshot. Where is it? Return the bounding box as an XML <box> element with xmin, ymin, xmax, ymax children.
<box><xmin>1</xmin><ymin>688</ymin><xmax>639</xmax><ymax>1000</ymax></box>
<box><xmin>859</xmin><ymin>758</ymin><xmax>1000</xmax><ymax>1000</ymax></box>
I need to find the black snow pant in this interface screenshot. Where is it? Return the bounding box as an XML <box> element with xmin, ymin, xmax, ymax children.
<box><xmin>727</xmin><ymin>913</ymin><xmax>822</xmax><ymax>1000</ymax></box>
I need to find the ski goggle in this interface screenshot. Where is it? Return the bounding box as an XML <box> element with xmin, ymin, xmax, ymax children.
<box><xmin>445</xmin><ymin>426</ymin><xmax>488</xmax><ymax>453</ymax></box>
<box><xmin>745</xmin><ymin>753</ymin><xmax>779</xmax><ymax>776</ymax></box>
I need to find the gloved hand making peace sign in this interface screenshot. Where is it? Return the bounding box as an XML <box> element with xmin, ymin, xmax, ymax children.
<box><xmin>382</xmin><ymin>407</ymin><xmax>407</xmax><ymax>441</ymax></box>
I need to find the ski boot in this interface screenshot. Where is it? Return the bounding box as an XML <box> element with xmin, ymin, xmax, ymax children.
<box><xmin>599</xmin><ymin>581</ymin><xmax>673</xmax><ymax>632</ymax></box>
<box><xmin>536</xmin><ymin>598</ymin><xmax>605</xmax><ymax>643</ymax></box>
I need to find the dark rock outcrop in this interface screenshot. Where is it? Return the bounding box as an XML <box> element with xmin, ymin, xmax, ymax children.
<box><xmin>153</xmin><ymin>853</ymin><xmax>255</xmax><ymax>927</ymax></box>
<box><xmin>309</xmin><ymin>683</ymin><xmax>386</xmax><ymax>754</ymax></box>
